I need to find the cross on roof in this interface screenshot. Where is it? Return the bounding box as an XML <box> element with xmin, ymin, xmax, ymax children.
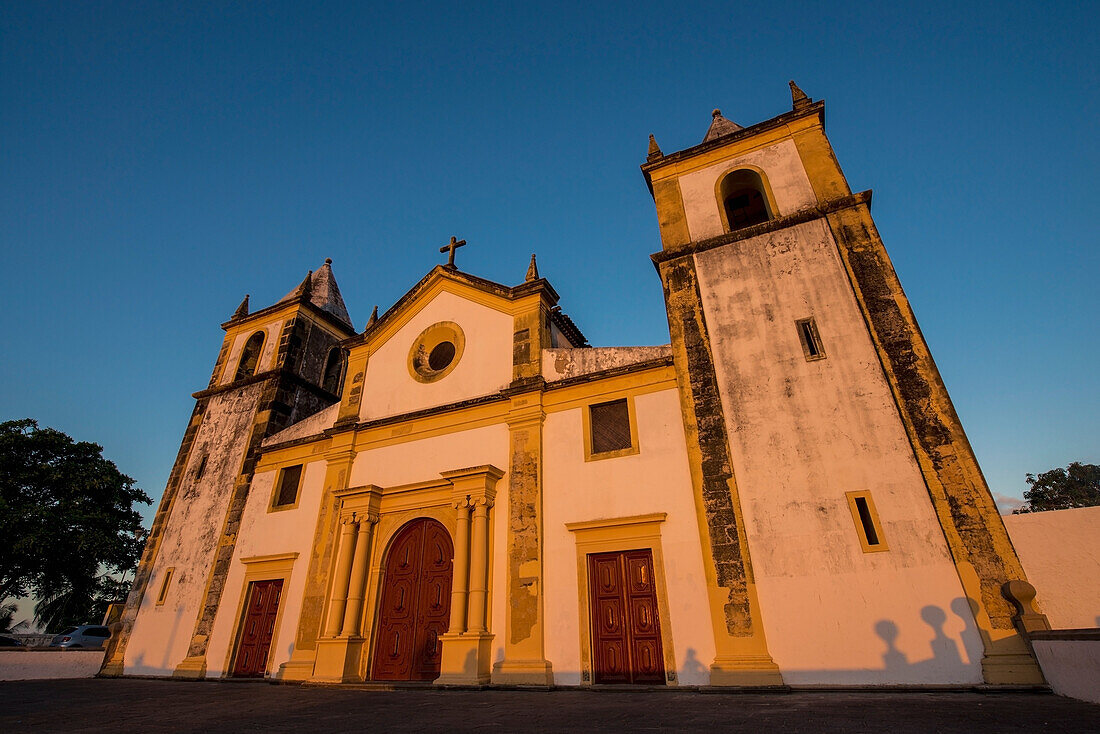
<box><xmin>440</xmin><ymin>236</ymin><xmax>466</xmax><ymax>269</ymax></box>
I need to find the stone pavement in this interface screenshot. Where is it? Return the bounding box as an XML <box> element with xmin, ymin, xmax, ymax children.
<box><xmin>2</xmin><ymin>679</ymin><xmax>1099</xmax><ymax>733</ymax></box>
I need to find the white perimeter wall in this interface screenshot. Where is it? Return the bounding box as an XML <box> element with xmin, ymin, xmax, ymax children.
<box><xmin>0</xmin><ymin>650</ymin><xmax>106</xmax><ymax>681</ymax></box>
<box><xmin>358</xmin><ymin>291</ymin><xmax>513</xmax><ymax>422</ymax></box>
<box><xmin>695</xmin><ymin>219</ymin><xmax>982</xmax><ymax>684</ymax></box>
<box><xmin>1003</xmin><ymin>506</ymin><xmax>1100</xmax><ymax>629</ymax></box>
<box><xmin>542</xmin><ymin>387</ymin><xmax>716</xmax><ymax>686</ymax></box>
<box><xmin>125</xmin><ymin>382</ymin><xmax>265</xmax><ymax>676</ymax></box>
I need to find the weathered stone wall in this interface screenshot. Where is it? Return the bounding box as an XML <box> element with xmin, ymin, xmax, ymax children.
<box><xmin>541</xmin><ymin>346</ymin><xmax>672</xmax><ymax>381</ymax></box>
<box><xmin>693</xmin><ymin>217</ymin><xmax>982</xmax><ymax>683</ymax></box>
<box><xmin>123</xmin><ymin>382</ymin><xmax>265</xmax><ymax>676</ymax></box>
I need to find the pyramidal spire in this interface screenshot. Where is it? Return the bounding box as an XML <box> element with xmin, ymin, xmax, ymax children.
<box><xmin>789</xmin><ymin>80</ymin><xmax>812</xmax><ymax>110</ymax></box>
<box><xmin>525</xmin><ymin>253</ymin><xmax>540</xmax><ymax>282</ymax></box>
<box><xmin>647</xmin><ymin>134</ymin><xmax>663</xmax><ymax>162</ymax></box>
<box><xmin>232</xmin><ymin>294</ymin><xmax>250</xmax><ymax>319</ymax></box>
<box><xmin>703</xmin><ymin>108</ymin><xmax>744</xmax><ymax>143</ymax></box>
<box><xmin>365</xmin><ymin>305</ymin><xmax>378</xmax><ymax>330</ymax></box>
<box><xmin>276</xmin><ymin>259</ymin><xmax>353</xmax><ymax>330</ymax></box>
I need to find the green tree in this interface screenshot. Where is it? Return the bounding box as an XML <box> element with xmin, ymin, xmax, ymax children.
<box><xmin>1013</xmin><ymin>462</ymin><xmax>1100</xmax><ymax>514</ymax></box>
<box><xmin>0</xmin><ymin>419</ymin><xmax>150</xmax><ymax>630</ymax></box>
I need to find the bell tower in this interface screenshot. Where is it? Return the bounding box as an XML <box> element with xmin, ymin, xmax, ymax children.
<box><xmin>102</xmin><ymin>260</ymin><xmax>356</xmax><ymax>678</ymax></box>
<box><xmin>642</xmin><ymin>83</ymin><xmax>1045</xmax><ymax>685</ymax></box>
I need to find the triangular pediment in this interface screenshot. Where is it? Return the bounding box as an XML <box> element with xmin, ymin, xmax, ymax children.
<box><xmin>350</xmin><ymin>265</ymin><xmax>558</xmax><ymax>355</ymax></box>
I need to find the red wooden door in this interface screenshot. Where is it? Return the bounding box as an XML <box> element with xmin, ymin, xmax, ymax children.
<box><xmin>371</xmin><ymin>518</ymin><xmax>453</xmax><ymax>681</ymax></box>
<box><xmin>231</xmin><ymin>578</ymin><xmax>283</xmax><ymax>678</ymax></box>
<box><xmin>588</xmin><ymin>550</ymin><xmax>665</xmax><ymax>684</ymax></box>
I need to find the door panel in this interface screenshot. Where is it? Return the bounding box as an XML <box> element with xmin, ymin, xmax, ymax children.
<box><xmin>588</xmin><ymin>550</ymin><xmax>665</xmax><ymax>685</ymax></box>
<box><xmin>372</xmin><ymin>518</ymin><xmax>453</xmax><ymax>681</ymax></box>
<box><xmin>232</xmin><ymin>579</ymin><xmax>283</xmax><ymax>678</ymax></box>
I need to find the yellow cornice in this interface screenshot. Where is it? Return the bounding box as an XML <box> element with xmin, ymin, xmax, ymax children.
<box><xmin>252</xmin><ymin>362</ymin><xmax>677</xmax><ymax>471</ymax></box>
<box><xmin>648</xmin><ymin>115</ymin><xmax>823</xmax><ymax>185</ymax></box>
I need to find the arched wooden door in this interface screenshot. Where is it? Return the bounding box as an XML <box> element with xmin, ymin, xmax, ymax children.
<box><xmin>371</xmin><ymin>518</ymin><xmax>453</xmax><ymax>681</ymax></box>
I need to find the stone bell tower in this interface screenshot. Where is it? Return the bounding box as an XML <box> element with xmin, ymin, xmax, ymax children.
<box><xmin>102</xmin><ymin>260</ymin><xmax>356</xmax><ymax>678</ymax></box>
<box><xmin>642</xmin><ymin>83</ymin><xmax>1045</xmax><ymax>685</ymax></box>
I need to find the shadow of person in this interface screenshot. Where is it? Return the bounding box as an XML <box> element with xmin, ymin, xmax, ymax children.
<box><xmin>680</xmin><ymin>647</ymin><xmax>706</xmax><ymax>677</ymax></box>
<box><xmin>921</xmin><ymin>605</ymin><xmax>962</xmax><ymax>667</ymax></box>
<box><xmin>874</xmin><ymin>619</ymin><xmax>908</xmax><ymax>670</ymax></box>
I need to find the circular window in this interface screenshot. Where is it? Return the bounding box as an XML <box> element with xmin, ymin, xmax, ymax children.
<box><xmin>408</xmin><ymin>321</ymin><xmax>465</xmax><ymax>383</ymax></box>
<box><xmin>428</xmin><ymin>341</ymin><xmax>456</xmax><ymax>371</ymax></box>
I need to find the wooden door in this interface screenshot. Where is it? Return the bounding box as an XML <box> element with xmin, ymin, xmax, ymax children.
<box><xmin>371</xmin><ymin>518</ymin><xmax>453</xmax><ymax>681</ymax></box>
<box><xmin>588</xmin><ymin>550</ymin><xmax>665</xmax><ymax>684</ymax></box>
<box><xmin>231</xmin><ymin>578</ymin><xmax>283</xmax><ymax>678</ymax></box>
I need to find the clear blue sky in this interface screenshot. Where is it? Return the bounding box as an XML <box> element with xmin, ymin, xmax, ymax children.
<box><xmin>2</xmin><ymin>1</ymin><xmax>1096</xmax><ymax>519</ymax></box>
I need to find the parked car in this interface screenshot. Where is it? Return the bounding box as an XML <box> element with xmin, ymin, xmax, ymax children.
<box><xmin>0</xmin><ymin>635</ymin><xmax>21</xmax><ymax>647</ymax></box>
<box><xmin>49</xmin><ymin>625</ymin><xmax>111</xmax><ymax>649</ymax></box>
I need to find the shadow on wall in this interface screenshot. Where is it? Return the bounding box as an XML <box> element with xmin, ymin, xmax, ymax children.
<box><xmin>126</xmin><ymin>605</ymin><xmax>187</xmax><ymax>677</ymax></box>
<box><xmin>114</xmin><ymin>599</ymin><xmax>986</xmax><ymax>684</ymax></box>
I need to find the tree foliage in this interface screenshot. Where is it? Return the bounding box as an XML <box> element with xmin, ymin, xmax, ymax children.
<box><xmin>1013</xmin><ymin>462</ymin><xmax>1100</xmax><ymax>514</ymax></box>
<box><xmin>0</xmin><ymin>419</ymin><xmax>150</xmax><ymax>630</ymax></box>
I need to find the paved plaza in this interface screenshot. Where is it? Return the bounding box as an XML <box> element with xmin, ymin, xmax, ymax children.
<box><xmin>2</xmin><ymin>679</ymin><xmax>1099</xmax><ymax>732</ymax></box>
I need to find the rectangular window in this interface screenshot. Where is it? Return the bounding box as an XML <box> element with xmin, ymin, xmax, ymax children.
<box><xmin>845</xmin><ymin>491</ymin><xmax>889</xmax><ymax>553</ymax></box>
<box><xmin>584</xmin><ymin>397</ymin><xmax>638</xmax><ymax>461</ymax></box>
<box><xmin>156</xmin><ymin>568</ymin><xmax>175</xmax><ymax>605</ymax></box>
<box><xmin>272</xmin><ymin>465</ymin><xmax>303</xmax><ymax>509</ymax></box>
<box><xmin>796</xmin><ymin>318</ymin><xmax>825</xmax><ymax>360</ymax></box>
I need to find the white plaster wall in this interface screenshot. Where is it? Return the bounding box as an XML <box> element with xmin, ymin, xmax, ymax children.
<box><xmin>358</xmin><ymin>291</ymin><xmax>513</xmax><ymax>422</ymax></box>
<box><xmin>1032</xmin><ymin>639</ymin><xmax>1100</xmax><ymax>704</ymax></box>
<box><xmin>205</xmin><ymin>460</ymin><xmax>328</xmax><ymax>677</ymax></box>
<box><xmin>695</xmin><ymin>219</ymin><xmax>982</xmax><ymax>684</ymax></box>
<box><xmin>220</xmin><ymin>319</ymin><xmax>285</xmax><ymax>385</ymax></box>
<box><xmin>125</xmin><ymin>383</ymin><xmax>265</xmax><ymax>676</ymax></box>
<box><xmin>263</xmin><ymin>404</ymin><xmax>339</xmax><ymax>447</ymax></box>
<box><xmin>1003</xmin><ymin>506</ymin><xmax>1100</xmax><ymax>629</ymax></box>
<box><xmin>349</xmin><ymin>424</ymin><xmax>511</xmax><ymax>666</ymax></box>
<box><xmin>542</xmin><ymin>388</ymin><xmax>716</xmax><ymax>686</ymax></box>
<box><xmin>0</xmin><ymin>650</ymin><xmax>105</xmax><ymax>680</ymax></box>
<box><xmin>677</xmin><ymin>139</ymin><xmax>817</xmax><ymax>242</ymax></box>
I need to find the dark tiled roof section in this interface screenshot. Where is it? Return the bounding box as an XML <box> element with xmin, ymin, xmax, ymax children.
<box><xmin>551</xmin><ymin>308</ymin><xmax>589</xmax><ymax>347</ymax></box>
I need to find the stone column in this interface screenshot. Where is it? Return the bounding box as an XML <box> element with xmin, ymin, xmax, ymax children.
<box><xmin>340</xmin><ymin>515</ymin><xmax>376</xmax><ymax>636</ymax></box>
<box><xmin>324</xmin><ymin>517</ymin><xmax>358</xmax><ymax>637</ymax></box>
<box><xmin>447</xmin><ymin>499</ymin><xmax>472</xmax><ymax>635</ymax></box>
<box><xmin>435</xmin><ymin>465</ymin><xmax>503</xmax><ymax>687</ymax></box>
<box><xmin>467</xmin><ymin>497</ymin><xmax>493</xmax><ymax>633</ymax></box>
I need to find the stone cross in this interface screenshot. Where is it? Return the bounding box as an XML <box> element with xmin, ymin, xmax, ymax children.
<box><xmin>440</xmin><ymin>236</ymin><xmax>466</xmax><ymax>269</ymax></box>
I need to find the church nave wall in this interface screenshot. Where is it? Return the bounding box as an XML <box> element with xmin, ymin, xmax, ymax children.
<box><xmin>542</xmin><ymin>386</ymin><xmax>715</xmax><ymax>686</ymax></box>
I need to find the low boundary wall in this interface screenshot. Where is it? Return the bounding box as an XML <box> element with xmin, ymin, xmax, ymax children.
<box><xmin>0</xmin><ymin>649</ymin><xmax>106</xmax><ymax>681</ymax></box>
<box><xmin>1031</xmin><ymin>629</ymin><xmax>1100</xmax><ymax>705</ymax></box>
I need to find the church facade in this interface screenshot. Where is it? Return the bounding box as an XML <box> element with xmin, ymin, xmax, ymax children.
<box><xmin>102</xmin><ymin>84</ymin><xmax>1048</xmax><ymax>687</ymax></box>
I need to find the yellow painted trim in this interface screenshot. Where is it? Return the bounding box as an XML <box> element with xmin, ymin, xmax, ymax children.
<box><xmin>222</xmin><ymin>552</ymin><xmax>299</xmax><ymax>678</ymax></box>
<box><xmin>565</xmin><ymin>513</ymin><xmax>677</xmax><ymax>685</ymax></box>
<box><xmin>544</xmin><ymin>366</ymin><xmax>677</xmax><ymax>412</ymax></box>
<box><xmin>581</xmin><ymin>394</ymin><xmax>640</xmax><ymax>462</ymax></box>
<box><xmin>564</xmin><ymin>512</ymin><xmax>668</xmax><ymax>533</ymax></box>
<box><xmin>713</xmin><ymin>164</ymin><xmax>782</xmax><ymax>232</ymax></box>
<box><xmin>255</xmin><ymin>443</ymin><xmax>329</xmax><ymax>473</ymax></box>
<box><xmin>155</xmin><ymin>567</ymin><xmax>175</xmax><ymax>606</ymax></box>
<box><xmin>268</xmin><ymin>464</ymin><xmax>305</xmax><ymax>513</ymax></box>
<box><xmin>407</xmin><ymin>321</ymin><xmax>466</xmax><ymax>384</ymax></box>
<box><xmin>845</xmin><ymin>491</ymin><xmax>889</xmax><ymax>553</ymax></box>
